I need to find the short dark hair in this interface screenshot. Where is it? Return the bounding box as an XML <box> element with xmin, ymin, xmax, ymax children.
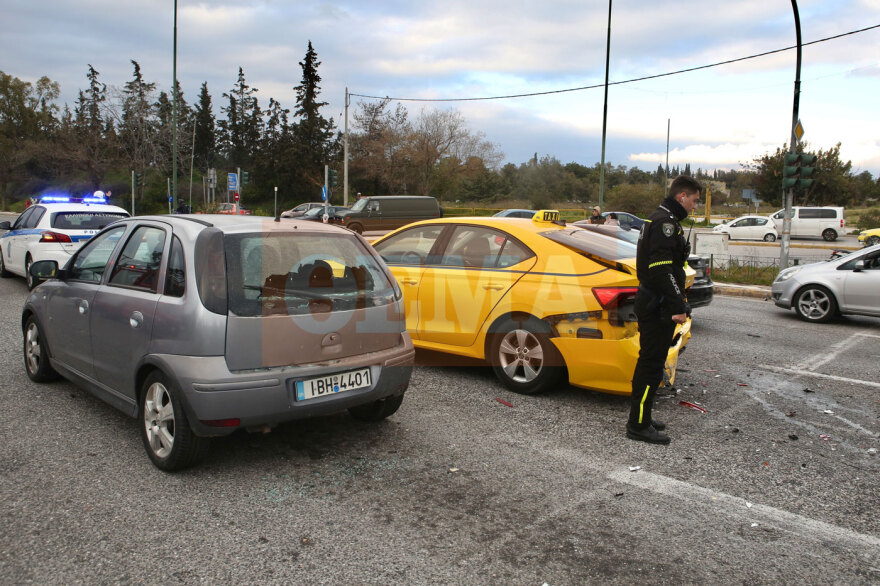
<box><xmin>668</xmin><ymin>175</ymin><xmax>702</xmax><ymax>199</ymax></box>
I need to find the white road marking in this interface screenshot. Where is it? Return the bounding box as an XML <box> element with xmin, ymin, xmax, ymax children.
<box><xmin>608</xmin><ymin>468</ymin><xmax>880</xmax><ymax>552</ymax></box>
<box><xmin>760</xmin><ymin>364</ymin><xmax>880</xmax><ymax>390</ymax></box>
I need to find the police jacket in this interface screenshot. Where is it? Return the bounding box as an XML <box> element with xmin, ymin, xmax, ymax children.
<box><xmin>635</xmin><ymin>196</ymin><xmax>690</xmax><ymax>317</ymax></box>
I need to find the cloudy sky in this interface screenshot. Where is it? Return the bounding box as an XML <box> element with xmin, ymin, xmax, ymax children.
<box><xmin>6</xmin><ymin>0</ymin><xmax>880</xmax><ymax>175</ymax></box>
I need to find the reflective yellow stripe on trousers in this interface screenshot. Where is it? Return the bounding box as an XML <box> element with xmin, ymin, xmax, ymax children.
<box><xmin>638</xmin><ymin>385</ymin><xmax>650</xmax><ymax>424</ymax></box>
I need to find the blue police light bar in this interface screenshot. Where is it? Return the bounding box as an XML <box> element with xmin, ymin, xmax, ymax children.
<box><xmin>82</xmin><ymin>196</ymin><xmax>108</xmax><ymax>204</ymax></box>
<box><xmin>39</xmin><ymin>195</ymin><xmax>71</xmax><ymax>203</ymax></box>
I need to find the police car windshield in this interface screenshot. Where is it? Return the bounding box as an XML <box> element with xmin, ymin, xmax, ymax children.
<box><xmin>540</xmin><ymin>228</ymin><xmax>637</xmax><ymax>261</ymax></box>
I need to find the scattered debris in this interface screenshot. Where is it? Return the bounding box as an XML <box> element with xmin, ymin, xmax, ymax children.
<box><xmin>819</xmin><ymin>434</ymin><xmax>832</xmax><ymax>441</ymax></box>
<box><xmin>495</xmin><ymin>397</ymin><xmax>514</xmax><ymax>408</ymax></box>
<box><xmin>746</xmin><ymin>502</ymin><xmax>753</xmax><ymax>509</ymax></box>
<box><xmin>866</xmin><ymin>448</ymin><xmax>877</xmax><ymax>456</ymax></box>
<box><xmin>614</xmin><ymin>492</ymin><xmax>625</xmax><ymax>498</ymax></box>
<box><xmin>736</xmin><ymin>383</ymin><xmax>749</xmax><ymax>387</ymax></box>
<box><xmin>823</xmin><ymin>410</ymin><xmax>834</xmax><ymax>415</ymax></box>
<box><xmin>751</xmin><ymin>523</ymin><xmax>759</xmax><ymax>528</ymax></box>
<box><xmin>731</xmin><ymin>428</ymin><xmax>740</xmax><ymax>433</ymax></box>
<box><xmin>788</xmin><ymin>434</ymin><xmax>799</xmax><ymax>441</ymax></box>
<box><xmin>704</xmin><ymin>369</ymin><xmax>718</xmax><ymax>372</ymax></box>
<box><xmin>448</xmin><ymin>467</ymin><xmax>459</xmax><ymax>473</ymax></box>
<box><xmin>747</xmin><ymin>333</ymin><xmax>761</xmax><ymax>338</ymax></box>
<box><xmin>629</xmin><ymin>466</ymin><xmax>641</xmax><ymax>472</ymax></box>
<box><xmin>679</xmin><ymin>400</ymin><xmax>706</xmax><ymax>413</ymax></box>
<box><xmin>785</xmin><ymin>411</ymin><xmax>796</xmax><ymax>417</ymax></box>
<box><xmin>802</xmin><ymin>388</ymin><xmax>814</xmax><ymax>393</ymax></box>
<box><xmin>714</xmin><ymin>374</ymin><xmax>721</xmax><ymax>378</ymax></box>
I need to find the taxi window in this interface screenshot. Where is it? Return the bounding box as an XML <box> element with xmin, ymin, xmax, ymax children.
<box><xmin>441</xmin><ymin>226</ymin><xmax>505</xmax><ymax>268</ymax></box>
<box><xmin>373</xmin><ymin>225</ymin><xmax>444</xmax><ymax>265</ymax></box>
<box><xmin>68</xmin><ymin>226</ymin><xmax>126</xmax><ymax>283</ymax></box>
<box><xmin>109</xmin><ymin>226</ymin><xmax>167</xmax><ymax>292</ymax></box>
<box><xmin>541</xmin><ymin>228</ymin><xmax>637</xmax><ymax>262</ymax></box>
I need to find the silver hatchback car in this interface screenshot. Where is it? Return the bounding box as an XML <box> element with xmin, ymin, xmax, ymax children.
<box><xmin>22</xmin><ymin>215</ymin><xmax>414</xmax><ymax>470</ymax></box>
<box><xmin>771</xmin><ymin>243</ymin><xmax>880</xmax><ymax>322</ymax></box>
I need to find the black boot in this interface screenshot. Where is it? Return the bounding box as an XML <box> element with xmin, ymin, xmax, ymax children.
<box><xmin>651</xmin><ymin>419</ymin><xmax>666</xmax><ymax>431</ymax></box>
<box><xmin>626</xmin><ymin>424</ymin><xmax>671</xmax><ymax>445</ymax></box>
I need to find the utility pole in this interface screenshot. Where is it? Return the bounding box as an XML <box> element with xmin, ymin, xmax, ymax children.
<box><xmin>780</xmin><ymin>0</ymin><xmax>803</xmax><ymax>270</ymax></box>
<box><xmin>171</xmin><ymin>0</ymin><xmax>178</xmax><ymax>213</ymax></box>
<box><xmin>598</xmin><ymin>0</ymin><xmax>612</xmax><ymax>209</ymax></box>
<box><xmin>344</xmin><ymin>87</ymin><xmax>350</xmax><ymax>207</ymax></box>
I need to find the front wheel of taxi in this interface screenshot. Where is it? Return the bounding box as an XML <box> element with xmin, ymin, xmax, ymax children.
<box><xmin>140</xmin><ymin>371</ymin><xmax>208</xmax><ymax>471</ymax></box>
<box><xmin>489</xmin><ymin>318</ymin><xmax>563</xmax><ymax>395</ymax></box>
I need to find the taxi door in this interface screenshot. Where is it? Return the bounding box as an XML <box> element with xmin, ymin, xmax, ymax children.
<box><xmin>89</xmin><ymin>223</ymin><xmax>166</xmax><ymax>400</ymax></box>
<box><xmin>417</xmin><ymin>226</ymin><xmax>534</xmax><ymax>347</ymax></box>
<box><xmin>373</xmin><ymin>224</ymin><xmax>447</xmax><ymax>340</ymax></box>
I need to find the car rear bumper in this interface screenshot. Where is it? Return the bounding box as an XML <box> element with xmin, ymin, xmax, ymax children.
<box><xmin>152</xmin><ymin>335</ymin><xmax>415</xmax><ymax>436</ymax></box>
<box><xmin>688</xmin><ymin>281</ymin><xmax>714</xmax><ymax>308</ymax></box>
<box><xmin>553</xmin><ymin>319</ymin><xmax>691</xmax><ymax>396</ymax></box>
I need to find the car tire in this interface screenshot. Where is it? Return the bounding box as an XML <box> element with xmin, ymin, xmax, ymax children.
<box><xmin>23</xmin><ymin>315</ymin><xmax>60</xmax><ymax>382</ymax></box>
<box><xmin>348</xmin><ymin>394</ymin><xmax>404</xmax><ymax>422</ymax></box>
<box><xmin>25</xmin><ymin>255</ymin><xmax>36</xmax><ymax>290</ymax></box>
<box><xmin>794</xmin><ymin>285</ymin><xmax>838</xmax><ymax>323</ymax></box>
<box><xmin>822</xmin><ymin>229</ymin><xmax>838</xmax><ymax>242</ymax></box>
<box><xmin>763</xmin><ymin>233</ymin><xmax>777</xmax><ymax>242</ymax></box>
<box><xmin>347</xmin><ymin>223</ymin><xmax>364</xmax><ymax>235</ymax></box>
<box><xmin>0</xmin><ymin>250</ymin><xmax>11</xmax><ymax>278</ymax></box>
<box><xmin>867</xmin><ymin>235</ymin><xmax>880</xmax><ymax>247</ymax></box>
<box><xmin>489</xmin><ymin>317</ymin><xmax>563</xmax><ymax>395</ymax></box>
<box><xmin>141</xmin><ymin>370</ymin><xmax>208</xmax><ymax>471</ymax></box>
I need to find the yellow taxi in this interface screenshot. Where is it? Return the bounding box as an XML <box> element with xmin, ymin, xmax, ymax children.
<box><xmin>857</xmin><ymin>228</ymin><xmax>880</xmax><ymax>247</ymax></box>
<box><xmin>371</xmin><ymin>211</ymin><xmax>693</xmax><ymax>395</ymax></box>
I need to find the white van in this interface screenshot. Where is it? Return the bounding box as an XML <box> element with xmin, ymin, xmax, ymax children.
<box><xmin>769</xmin><ymin>207</ymin><xmax>845</xmax><ymax>241</ymax></box>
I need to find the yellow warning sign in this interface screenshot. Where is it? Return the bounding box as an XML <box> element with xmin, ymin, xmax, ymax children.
<box><xmin>795</xmin><ymin>120</ymin><xmax>805</xmax><ymax>143</ymax></box>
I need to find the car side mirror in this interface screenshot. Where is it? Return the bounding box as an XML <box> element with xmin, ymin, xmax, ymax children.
<box><xmin>853</xmin><ymin>260</ymin><xmax>865</xmax><ymax>272</ymax></box>
<box><xmin>0</xmin><ymin>221</ymin><xmax>11</xmax><ymax>230</ymax></box>
<box><xmin>29</xmin><ymin>259</ymin><xmax>61</xmax><ymax>285</ymax></box>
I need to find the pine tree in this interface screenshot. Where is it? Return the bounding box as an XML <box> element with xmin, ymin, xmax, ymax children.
<box><xmin>193</xmin><ymin>82</ymin><xmax>216</xmax><ymax>171</ymax></box>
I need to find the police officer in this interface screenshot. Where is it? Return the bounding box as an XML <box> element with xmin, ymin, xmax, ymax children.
<box><xmin>626</xmin><ymin>175</ymin><xmax>702</xmax><ymax>444</ymax></box>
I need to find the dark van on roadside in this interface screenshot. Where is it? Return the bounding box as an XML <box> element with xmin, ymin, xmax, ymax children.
<box><xmin>339</xmin><ymin>196</ymin><xmax>442</xmax><ymax>234</ymax></box>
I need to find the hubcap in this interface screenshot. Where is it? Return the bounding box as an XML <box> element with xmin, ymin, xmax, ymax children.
<box><xmin>144</xmin><ymin>382</ymin><xmax>175</xmax><ymax>458</ymax></box>
<box><xmin>498</xmin><ymin>329</ymin><xmax>544</xmax><ymax>383</ymax></box>
<box><xmin>799</xmin><ymin>290</ymin><xmax>829</xmax><ymax>319</ymax></box>
<box><xmin>25</xmin><ymin>323</ymin><xmax>41</xmax><ymax>374</ymax></box>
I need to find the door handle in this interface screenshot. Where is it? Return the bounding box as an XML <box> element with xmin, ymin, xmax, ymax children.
<box><xmin>129</xmin><ymin>311</ymin><xmax>144</xmax><ymax>328</ymax></box>
<box><xmin>400</xmin><ymin>279</ymin><xmax>419</xmax><ymax>286</ymax></box>
<box><xmin>482</xmin><ymin>283</ymin><xmax>506</xmax><ymax>291</ymax></box>
<box><xmin>78</xmin><ymin>299</ymin><xmax>89</xmax><ymax>315</ymax></box>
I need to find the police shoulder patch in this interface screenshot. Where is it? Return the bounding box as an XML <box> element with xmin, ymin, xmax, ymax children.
<box><xmin>662</xmin><ymin>223</ymin><xmax>674</xmax><ymax>237</ymax></box>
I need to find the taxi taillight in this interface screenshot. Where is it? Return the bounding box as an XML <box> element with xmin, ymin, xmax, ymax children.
<box><xmin>592</xmin><ymin>286</ymin><xmax>638</xmax><ymax>309</ymax></box>
<box><xmin>39</xmin><ymin>231</ymin><xmax>72</xmax><ymax>243</ymax></box>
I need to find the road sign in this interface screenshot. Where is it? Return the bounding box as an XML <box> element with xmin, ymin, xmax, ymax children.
<box><xmin>321</xmin><ymin>186</ymin><xmax>328</xmax><ymax>202</ymax></box>
<box><xmin>228</xmin><ymin>172</ymin><xmax>238</xmax><ymax>190</ymax></box>
<box><xmin>795</xmin><ymin>120</ymin><xmax>805</xmax><ymax>143</ymax></box>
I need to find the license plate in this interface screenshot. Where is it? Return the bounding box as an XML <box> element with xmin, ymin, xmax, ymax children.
<box><xmin>295</xmin><ymin>368</ymin><xmax>372</xmax><ymax>401</ymax></box>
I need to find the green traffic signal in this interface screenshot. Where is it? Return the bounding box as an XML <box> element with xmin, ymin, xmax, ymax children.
<box><xmin>781</xmin><ymin>152</ymin><xmax>817</xmax><ymax>190</ymax></box>
<box><xmin>329</xmin><ymin>169</ymin><xmax>339</xmax><ymax>188</ymax></box>
<box><xmin>241</xmin><ymin>171</ymin><xmax>250</xmax><ymax>185</ymax></box>
<box><xmin>135</xmin><ymin>172</ymin><xmax>144</xmax><ymax>186</ymax></box>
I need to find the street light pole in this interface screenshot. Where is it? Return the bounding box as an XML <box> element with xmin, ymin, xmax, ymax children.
<box><xmin>780</xmin><ymin>0</ymin><xmax>802</xmax><ymax>270</ymax></box>
<box><xmin>598</xmin><ymin>0</ymin><xmax>612</xmax><ymax>210</ymax></box>
<box><xmin>172</xmin><ymin>0</ymin><xmax>178</xmax><ymax>213</ymax></box>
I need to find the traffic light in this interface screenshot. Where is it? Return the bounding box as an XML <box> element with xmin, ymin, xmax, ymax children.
<box><xmin>782</xmin><ymin>152</ymin><xmax>817</xmax><ymax>189</ymax></box>
<box><xmin>799</xmin><ymin>154</ymin><xmax>817</xmax><ymax>189</ymax></box>
<box><xmin>329</xmin><ymin>168</ymin><xmax>339</xmax><ymax>188</ymax></box>
<box><xmin>241</xmin><ymin>171</ymin><xmax>250</xmax><ymax>186</ymax></box>
<box><xmin>135</xmin><ymin>172</ymin><xmax>143</xmax><ymax>186</ymax></box>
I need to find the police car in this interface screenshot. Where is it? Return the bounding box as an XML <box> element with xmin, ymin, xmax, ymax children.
<box><xmin>0</xmin><ymin>193</ymin><xmax>129</xmax><ymax>289</ymax></box>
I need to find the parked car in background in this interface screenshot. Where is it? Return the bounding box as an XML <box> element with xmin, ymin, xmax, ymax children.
<box><xmin>371</xmin><ymin>210</ymin><xmax>692</xmax><ymax>396</ymax></box>
<box><xmin>22</xmin><ymin>214</ymin><xmax>414</xmax><ymax>470</ymax></box>
<box><xmin>297</xmin><ymin>205</ymin><xmax>350</xmax><ymax>225</ymax></box>
<box><xmin>600</xmin><ymin>211</ymin><xmax>645</xmax><ymax>231</ymax></box>
<box><xmin>280</xmin><ymin>202</ymin><xmax>326</xmax><ymax>218</ymax></box>
<box><xmin>338</xmin><ymin>196</ymin><xmax>442</xmax><ymax>234</ymax></box>
<box><xmin>0</xmin><ymin>195</ymin><xmax>129</xmax><ymax>289</ymax></box>
<box><xmin>858</xmin><ymin>227</ymin><xmax>880</xmax><ymax>247</ymax></box>
<box><xmin>771</xmin><ymin>243</ymin><xmax>880</xmax><ymax>322</ymax></box>
<box><xmin>492</xmin><ymin>209</ymin><xmax>535</xmax><ymax>219</ymax></box>
<box><xmin>574</xmin><ymin>222</ymin><xmax>713</xmax><ymax>308</ymax></box>
<box><xmin>217</xmin><ymin>202</ymin><xmax>251</xmax><ymax>215</ymax></box>
<box><xmin>769</xmin><ymin>206</ymin><xmax>845</xmax><ymax>241</ymax></box>
<box><xmin>713</xmin><ymin>215</ymin><xmax>778</xmax><ymax>241</ymax></box>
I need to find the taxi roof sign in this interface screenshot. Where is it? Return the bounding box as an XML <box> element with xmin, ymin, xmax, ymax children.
<box><xmin>532</xmin><ymin>210</ymin><xmax>565</xmax><ymax>226</ymax></box>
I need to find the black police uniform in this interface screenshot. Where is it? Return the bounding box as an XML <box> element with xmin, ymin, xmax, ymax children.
<box><xmin>627</xmin><ymin>195</ymin><xmax>691</xmax><ymax>442</ymax></box>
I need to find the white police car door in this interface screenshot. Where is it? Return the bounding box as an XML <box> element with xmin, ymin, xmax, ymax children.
<box><xmin>4</xmin><ymin>206</ymin><xmax>42</xmax><ymax>275</ymax></box>
<box><xmin>89</xmin><ymin>223</ymin><xmax>165</xmax><ymax>401</ymax></box>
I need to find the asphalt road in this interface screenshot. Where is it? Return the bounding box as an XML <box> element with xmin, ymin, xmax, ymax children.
<box><xmin>1</xmin><ymin>272</ymin><xmax>879</xmax><ymax>583</ymax></box>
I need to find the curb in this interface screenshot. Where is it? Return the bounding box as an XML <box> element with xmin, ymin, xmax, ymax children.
<box><xmin>713</xmin><ymin>283</ymin><xmax>771</xmax><ymax>299</ymax></box>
